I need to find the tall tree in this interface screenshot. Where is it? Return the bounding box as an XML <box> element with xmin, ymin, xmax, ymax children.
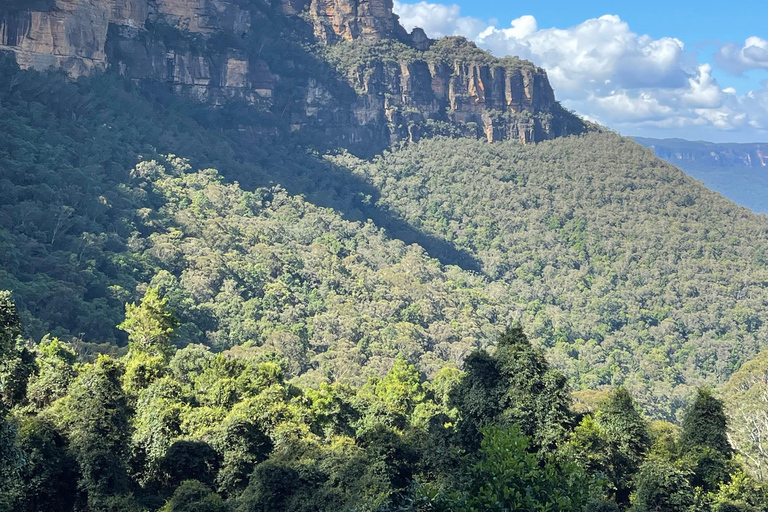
<box><xmin>0</xmin><ymin>290</ymin><xmax>35</xmax><ymax>508</ymax></box>
<box><xmin>631</xmin><ymin>459</ymin><xmax>695</xmax><ymax>512</ymax></box>
<box><xmin>442</xmin><ymin>425</ymin><xmax>593</xmax><ymax>512</ymax></box>
<box><xmin>0</xmin><ymin>290</ymin><xmax>35</xmax><ymax>409</ymax></box>
<box><xmin>7</xmin><ymin>417</ymin><xmax>79</xmax><ymax>512</ymax></box>
<box><xmin>66</xmin><ymin>355</ymin><xmax>133</xmax><ymax>510</ymax></box>
<box><xmin>596</xmin><ymin>388</ymin><xmax>651</xmax><ymax>506</ymax></box>
<box><xmin>680</xmin><ymin>388</ymin><xmax>734</xmax><ymax>492</ymax></box>
<box><xmin>118</xmin><ymin>287</ymin><xmax>179</xmax><ymax>358</ymax></box>
<box><xmin>450</xmin><ymin>326</ymin><xmax>573</xmax><ymax>451</ymax></box>
<box><xmin>723</xmin><ymin>350</ymin><xmax>768</xmax><ymax>480</ymax></box>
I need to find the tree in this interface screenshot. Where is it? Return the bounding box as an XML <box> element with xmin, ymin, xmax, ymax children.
<box><xmin>0</xmin><ymin>290</ymin><xmax>35</xmax><ymax>409</ymax></box>
<box><xmin>160</xmin><ymin>441</ymin><xmax>221</xmax><ymax>490</ymax></box>
<box><xmin>442</xmin><ymin>425</ymin><xmax>593</xmax><ymax>512</ymax></box>
<box><xmin>26</xmin><ymin>336</ymin><xmax>77</xmax><ymax>410</ymax></box>
<box><xmin>236</xmin><ymin>461</ymin><xmax>302</xmax><ymax>512</ymax></box>
<box><xmin>682</xmin><ymin>388</ymin><xmax>733</xmax><ymax>458</ymax></box>
<box><xmin>211</xmin><ymin>410</ymin><xmax>273</xmax><ymax>496</ymax></box>
<box><xmin>66</xmin><ymin>355</ymin><xmax>133</xmax><ymax>510</ymax></box>
<box><xmin>450</xmin><ymin>326</ymin><xmax>573</xmax><ymax>452</ymax></box>
<box><xmin>131</xmin><ymin>377</ymin><xmax>190</xmax><ymax>488</ymax></box>
<box><xmin>708</xmin><ymin>469</ymin><xmax>768</xmax><ymax>512</ymax></box>
<box><xmin>681</xmin><ymin>388</ymin><xmax>734</xmax><ymax>492</ymax></box>
<box><xmin>161</xmin><ymin>480</ymin><xmax>230</xmax><ymax>512</ymax></box>
<box><xmin>118</xmin><ymin>287</ymin><xmax>179</xmax><ymax>358</ymax></box>
<box><xmin>7</xmin><ymin>417</ymin><xmax>78</xmax><ymax>512</ymax></box>
<box><xmin>631</xmin><ymin>459</ymin><xmax>695</xmax><ymax>512</ymax></box>
<box><xmin>596</xmin><ymin>388</ymin><xmax>652</xmax><ymax>505</ymax></box>
<box><xmin>723</xmin><ymin>350</ymin><xmax>768</xmax><ymax>480</ymax></box>
<box><xmin>0</xmin><ymin>290</ymin><xmax>35</xmax><ymax>507</ymax></box>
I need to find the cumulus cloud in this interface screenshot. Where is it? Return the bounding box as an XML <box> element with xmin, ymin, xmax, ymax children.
<box><xmin>715</xmin><ymin>37</ymin><xmax>768</xmax><ymax>74</ymax></box>
<box><xmin>393</xmin><ymin>1</ymin><xmax>768</xmax><ymax>141</ymax></box>
<box><xmin>392</xmin><ymin>1</ymin><xmax>486</xmax><ymax>39</ymax></box>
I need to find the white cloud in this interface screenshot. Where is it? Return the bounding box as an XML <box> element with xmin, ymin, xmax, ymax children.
<box><xmin>393</xmin><ymin>1</ymin><xmax>486</xmax><ymax>39</ymax></box>
<box><xmin>715</xmin><ymin>37</ymin><xmax>768</xmax><ymax>75</ymax></box>
<box><xmin>393</xmin><ymin>2</ymin><xmax>768</xmax><ymax>141</ymax></box>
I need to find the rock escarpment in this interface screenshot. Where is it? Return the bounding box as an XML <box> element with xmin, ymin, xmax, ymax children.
<box><xmin>323</xmin><ymin>41</ymin><xmax>573</xmax><ymax>144</ymax></box>
<box><xmin>0</xmin><ymin>0</ymin><xmax>584</xmax><ymax>148</ymax></box>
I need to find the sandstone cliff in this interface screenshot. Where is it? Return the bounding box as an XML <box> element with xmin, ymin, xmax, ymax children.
<box><xmin>0</xmin><ymin>0</ymin><xmax>585</xmax><ymax>149</ymax></box>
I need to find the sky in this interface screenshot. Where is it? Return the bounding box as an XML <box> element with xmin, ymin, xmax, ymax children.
<box><xmin>392</xmin><ymin>0</ymin><xmax>768</xmax><ymax>142</ymax></box>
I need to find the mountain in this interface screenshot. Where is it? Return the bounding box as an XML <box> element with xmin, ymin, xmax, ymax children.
<box><xmin>634</xmin><ymin>137</ymin><xmax>768</xmax><ymax>213</ymax></box>
<box><xmin>4</xmin><ymin>3</ymin><xmax>768</xmax><ymax>511</ymax></box>
<box><xmin>1</xmin><ymin>0</ymin><xmax>585</xmax><ymax>154</ymax></box>
<box><xmin>2</xmin><ymin>0</ymin><xmax>768</xmax><ymax>420</ymax></box>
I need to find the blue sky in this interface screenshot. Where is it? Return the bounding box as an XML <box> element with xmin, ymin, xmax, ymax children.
<box><xmin>393</xmin><ymin>1</ymin><xmax>768</xmax><ymax>142</ymax></box>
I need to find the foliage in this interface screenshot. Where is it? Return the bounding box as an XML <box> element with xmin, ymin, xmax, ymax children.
<box><xmin>6</xmin><ymin>416</ymin><xmax>78</xmax><ymax>512</ymax></box>
<box><xmin>681</xmin><ymin>389</ymin><xmax>734</xmax><ymax>492</ymax></box>
<box><xmin>332</xmin><ymin>134</ymin><xmax>768</xmax><ymax>418</ymax></box>
<box><xmin>631</xmin><ymin>458</ymin><xmax>695</xmax><ymax>512</ymax></box>
<box><xmin>3</xmin><ymin>56</ymin><xmax>768</xmax><ymax>419</ymax></box>
<box><xmin>0</xmin><ymin>291</ymin><xmax>767</xmax><ymax>510</ymax></box>
<box><xmin>439</xmin><ymin>424</ymin><xmax>595</xmax><ymax>512</ymax></box>
<box><xmin>65</xmin><ymin>355</ymin><xmax>133</xmax><ymax>509</ymax></box>
<box><xmin>450</xmin><ymin>326</ymin><xmax>572</xmax><ymax>452</ymax></box>
<box><xmin>596</xmin><ymin>388</ymin><xmax>651</xmax><ymax>505</ymax></box>
<box><xmin>161</xmin><ymin>480</ymin><xmax>230</xmax><ymax>512</ymax></box>
<box><xmin>723</xmin><ymin>349</ymin><xmax>768</xmax><ymax>480</ymax></box>
<box><xmin>119</xmin><ymin>287</ymin><xmax>179</xmax><ymax>358</ymax></box>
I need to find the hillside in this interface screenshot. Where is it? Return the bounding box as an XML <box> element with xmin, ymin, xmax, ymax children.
<box><xmin>334</xmin><ymin>135</ymin><xmax>768</xmax><ymax>417</ymax></box>
<box><xmin>3</xmin><ymin>54</ymin><xmax>768</xmax><ymax>418</ymax></box>
<box><xmin>635</xmin><ymin>137</ymin><xmax>768</xmax><ymax>213</ymax></box>
<box><xmin>4</xmin><ymin>2</ymin><xmax>768</xmax><ymax>510</ymax></box>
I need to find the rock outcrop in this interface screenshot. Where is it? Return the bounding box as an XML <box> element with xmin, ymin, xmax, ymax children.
<box><xmin>1</xmin><ymin>0</ymin><xmax>110</xmax><ymax>77</ymax></box>
<box><xmin>309</xmin><ymin>0</ymin><xmax>406</xmax><ymax>43</ymax></box>
<box><xmin>336</xmin><ymin>54</ymin><xmax>565</xmax><ymax>144</ymax></box>
<box><xmin>0</xmin><ymin>0</ymin><xmax>584</xmax><ymax>149</ymax></box>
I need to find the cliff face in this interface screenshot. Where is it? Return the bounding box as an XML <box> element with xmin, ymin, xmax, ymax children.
<box><xmin>308</xmin><ymin>0</ymin><xmax>406</xmax><ymax>43</ymax></box>
<box><xmin>0</xmin><ymin>0</ymin><xmax>584</xmax><ymax>148</ymax></box>
<box><xmin>635</xmin><ymin>138</ymin><xmax>768</xmax><ymax>170</ymax></box>
<box><xmin>341</xmin><ymin>57</ymin><xmax>562</xmax><ymax>144</ymax></box>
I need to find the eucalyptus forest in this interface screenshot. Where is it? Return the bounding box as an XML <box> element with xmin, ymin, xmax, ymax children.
<box><xmin>1</xmin><ymin>7</ymin><xmax>768</xmax><ymax>511</ymax></box>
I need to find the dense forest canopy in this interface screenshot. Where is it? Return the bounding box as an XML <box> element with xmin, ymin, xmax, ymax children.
<box><xmin>3</xmin><ymin>53</ymin><xmax>768</xmax><ymax>419</ymax></box>
<box><xmin>332</xmin><ymin>136</ymin><xmax>768</xmax><ymax>416</ymax></box>
<box><xmin>3</xmin><ymin>292</ymin><xmax>768</xmax><ymax>511</ymax></box>
<box><xmin>3</xmin><ymin>3</ymin><xmax>768</xmax><ymax>504</ymax></box>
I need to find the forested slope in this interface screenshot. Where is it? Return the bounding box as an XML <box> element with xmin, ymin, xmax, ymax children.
<box><xmin>3</xmin><ymin>54</ymin><xmax>768</xmax><ymax>418</ymax></box>
<box><xmin>336</xmin><ymin>136</ymin><xmax>768</xmax><ymax>416</ymax></box>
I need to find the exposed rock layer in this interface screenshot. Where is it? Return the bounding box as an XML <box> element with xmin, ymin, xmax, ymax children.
<box><xmin>0</xmin><ymin>0</ymin><xmax>583</xmax><ymax>148</ymax></box>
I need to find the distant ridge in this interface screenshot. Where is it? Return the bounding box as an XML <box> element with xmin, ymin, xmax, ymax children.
<box><xmin>634</xmin><ymin>136</ymin><xmax>768</xmax><ymax>213</ymax></box>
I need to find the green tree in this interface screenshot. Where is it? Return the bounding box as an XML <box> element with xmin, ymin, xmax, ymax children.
<box><xmin>0</xmin><ymin>290</ymin><xmax>35</xmax><ymax>508</ymax></box>
<box><xmin>723</xmin><ymin>350</ymin><xmax>768</xmax><ymax>480</ymax></box>
<box><xmin>0</xmin><ymin>291</ymin><xmax>35</xmax><ymax>409</ymax></box>
<box><xmin>131</xmin><ymin>376</ymin><xmax>190</xmax><ymax>488</ymax></box>
<box><xmin>597</xmin><ymin>388</ymin><xmax>652</xmax><ymax>505</ymax></box>
<box><xmin>26</xmin><ymin>336</ymin><xmax>77</xmax><ymax>410</ymax></box>
<box><xmin>66</xmin><ymin>355</ymin><xmax>133</xmax><ymax>510</ymax></box>
<box><xmin>7</xmin><ymin>417</ymin><xmax>78</xmax><ymax>512</ymax></box>
<box><xmin>631</xmin><ymin>459</ymin><xmax>695</xmax><ymax>512</ymax></box>
<box><xmin>212</xmin><ymin>411</ymin><xmax>273</xmax><ymax>497</ymax></box>
<box><xmin>161</xmin><ymin>480</ymin><xmax>230</xmax><ymax>512</ymax></box>
<box><xmin>450</xmin><ymin>326</ymin><xmax>573</xmax><ymax>452</ymax></box>
<box><xmin>118</xmin><ymin>287</ymin><xmax>179</xmax><ymax>358</ymax></box>
<box><xmin>444</xmin><ymin>425</ymin><xmax>593</xmax><ymax>512</ymax></box>
<box><xmin>681</xmin><ymin>388</ymin><xmax>733</xmax><ymax>492</ymax></box>
<box><xmin>708</xmin><ymin>469</ymin><xmax>768</xmax><ymax>512</ymax></box>
<box><xmin>682</xmin><ymin>389</ymin><xmax>733</xmax><ymax>457</ymax></box>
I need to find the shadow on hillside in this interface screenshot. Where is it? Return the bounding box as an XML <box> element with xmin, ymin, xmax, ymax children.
<box><xmin>230</xmin><ymin>137</ymin><xmax>484</xmax><ymax>273</ymax></box>
<box><xmin>143</xmin><ymin>12</ymin><xmax>485</xmax><ymax>273</ymax></box>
